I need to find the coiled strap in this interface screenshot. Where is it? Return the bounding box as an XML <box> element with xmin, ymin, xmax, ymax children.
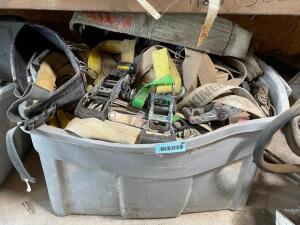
<box><xmin>253</xmin><ymin>102</ymin><xmax>300</xmax><ymax>173</ymax></box>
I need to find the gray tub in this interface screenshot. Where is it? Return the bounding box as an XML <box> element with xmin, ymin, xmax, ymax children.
<box><xmin>0</xmin><ymin>84</ymin><xmax>31</xmax><ymax>185</ymax></box>
<box><xmin>0</xmin><ymin>19</ymin><xmax>30</xmax><ymax>185</ymax></box>
<box><xmin>28</xmin><ymin>61</ymin><xmax>290</xmax><ymax>218</ymax></box>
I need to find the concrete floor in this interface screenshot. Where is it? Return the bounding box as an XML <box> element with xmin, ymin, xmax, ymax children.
<box><xmin>0</xmin><ymin>131</ymin><xmax>300</xmax><ymax>225</ymax></box>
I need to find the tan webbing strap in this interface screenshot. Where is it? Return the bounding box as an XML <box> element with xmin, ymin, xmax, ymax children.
<box><xmin>197</xmin><ymin>0</ymin><xmax>221</xmax><ymax>46</ymax></box>
<box><xmin>223</xmin><ymin>58</ymin><xmax>247</xmax><ymax>86</ymax></box>
<box><xmin>196</xmin><ymin>52</ymin><xmax>218</xmax><ymax>85</ymax></box>
<box><xmin>182</xmin><ymin>48</ymin><xmax>198</xmax><ymax>94</ymax></box>
<box><xmin>241</xmin><ymin>53</ymin><xmax>263</xmax><ymax>82</ymax></box>
<box><xmin>182</xmin><ymin>49</ymin><xmax>247</xmax><ymax>97</ymax></box>
<box><xmin>182</xmin><ymin>48</ymin><xmax>217</xmax><ymax>95</ymax></box>
<box><xmin>137</xmin><ymin>0</ymin><xmax>161</xmax><ymax>20</ymax></box>
<box><xmin>65</xmin><ymin>117</ymin><xmax>141</xmax><ymax>144</ymax></box>
<box><xmin>177</xmin><ymin>83</ymin><xmax>262</xmax><ymax>110</ymax></box>
<box><xmin>34</xmin><ymin>52</ymin><xmax>71</xmax><ymax>92</ymax></box>
<box><xmin>212</xmin><ymin>95</ymin><xmax>265</xmax><ymax>118</ymax></box>
<box><xmin>87</xmin><ymin>39</ymin><xmax>136</xmax><ymax>84</ymax></box>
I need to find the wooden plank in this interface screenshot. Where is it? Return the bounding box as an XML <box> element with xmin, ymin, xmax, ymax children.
<box><xmin>2</xmin><ymin>10</ymin><xmax>300</xmax><ymax>55</ymax></box>
<box><xmin>0</xmin><ymin>0</ymin><xmax>300</xmax><ymax>15</ymax></box>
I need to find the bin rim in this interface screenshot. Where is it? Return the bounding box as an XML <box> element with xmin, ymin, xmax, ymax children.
<box><xmin>28</xmin><ymin>116</ymin><xmax>274</xmax><ymax>154</ymax></box>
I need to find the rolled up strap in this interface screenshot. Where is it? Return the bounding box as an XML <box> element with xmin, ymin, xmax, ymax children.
<box><xmin>6</xmin><ymin>127</ymin><xmax>35</xmax><ymax>191</ymax></box>
<box><xmin>253</xmin><ymin>103</ymin><xmax>300</xmax><ymax>173</ymax></box>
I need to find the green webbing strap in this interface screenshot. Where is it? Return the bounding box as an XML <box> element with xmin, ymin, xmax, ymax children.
<box><xmin>132</xmin><ymin>75</ymin><xmax>174</xmax><ymax>109</ymax></box>
<box><xmin>172</xmin><ymin>114</ymin><xmax>182</xmax><ymax>123</ymax></box>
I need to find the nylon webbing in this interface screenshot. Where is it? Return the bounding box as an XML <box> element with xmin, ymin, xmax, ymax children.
<box><xmin>132</xmin><ymin>75</ymin><xmax>174</xmax><ymax>109</ymax></box>
<box><xmin>88</xmin><ymin>39</ymin><xmax>136</xmax><ymax>84</ymax></box>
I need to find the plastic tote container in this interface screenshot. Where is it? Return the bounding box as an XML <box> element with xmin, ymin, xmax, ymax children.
<box><xmin>26</xmin><ymin>61</ymin><xmax>290</xmax><ymax>218</ymax></box>
<box><xmin>0</xmin><ymin>84</ymin><xmax>17</xmax><ymax>184</ymax></box>
<box><xmin>0</xmin><ymin>18</ymin><xmax>31</xmax><ymax>185</ymax></box>
<box><xmin>0</xmin><ymin>84</ymin><xmax>31</xmax><ymax>185</ymax></box>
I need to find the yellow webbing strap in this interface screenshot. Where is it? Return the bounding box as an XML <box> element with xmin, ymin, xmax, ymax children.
<box><xmin>152</xmin><ymin>48</ymin><xmax>182</xmax><ymax>95</ymax></box>
<box><xmin>47</xmin><ymin>109</ymin><xmax>74</xmax><ymax>128</ymax></box>
<box><xmin>132</xmin><ymin>48</ymin><xmax>182</xmax><ymax>109</ymax></box>
<box><xmin>88</xmin><ymin>39</ymin><xmax>136</xmax><ymax>83</ymax></box>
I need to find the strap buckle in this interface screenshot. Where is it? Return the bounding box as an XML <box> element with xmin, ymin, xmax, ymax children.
<box><xmin>75</xmin><ymin>62</ymin><xmax>134</xmax><ymax>120</ymax></box>
<box><xmin>182</xmin><ymin>103</ymin><xmax>241</xmax><ymax>124</ymax></box>
<box><xmin>139</xmin><ymin>93</ymin><xmax>176</xmax><ymax>144</ymax></box>
<box><xmin>24</xmin><ymin>104</ymin><xmax>56</xmax><ymax>131</ymax></box>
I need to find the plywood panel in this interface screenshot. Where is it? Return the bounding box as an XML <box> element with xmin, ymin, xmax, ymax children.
<box><xmin>0</xmin><ymin>0</ymin><xmax>300</xmax><ymax>15</ymax></box>
<box><xmin>1</xmin><ymin>10</ymin><xmax>300</xmax><ymax>55</ymax></box>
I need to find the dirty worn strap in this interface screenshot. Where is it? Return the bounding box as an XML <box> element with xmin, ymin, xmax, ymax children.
<box><xmin>222</xmin><ymin>57</ymin><xmax>247</xmax><ymax>86</ymax></box>
<box><xmin>182</xmin><ymin>48</ymin><xmax>247</xmax><ymax>95</ymax></box>
<box><xmin>6</xmin><ymin>127</ymin><xmax>36</xmax><ymax>191</ymax></box>
<box><xmin>7</xmin><ymin>83</ymin><xmax>51</xmax><ymax>123</ymax></box>
<box><xmin>70</xmin><ymin>12</ymin><xmax>252</xmax><ymax>58</ymax></box>
<box><xmin>178</xmin><ymin>83</ymin><xmax>264</xmax><ymax>116</ymax></box>
<box><xmin>137</xmin><ymin>0</ymin><xmax>161</xmax><ymax>20</ymax></box>
<box><xmin>132</xmin><ymin>75</ymin><xmax>174</xmax><ymax>109</ymax></box>
<box><xmin>241</xmin><ymin>53</ymin><xmax>263</xmax><ymax>82</ymax></box>
<box><xmin>197</xmin><ymin>0</ymin><xmax>221</xmax><ymax>46</ymax></box>
<box><xmin>212</xmin><ymin>95</ymin><xmax>265</xmax><ymax>118</ymax></box>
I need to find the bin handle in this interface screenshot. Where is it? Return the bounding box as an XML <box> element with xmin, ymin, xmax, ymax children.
<box><xmin>253</xmin><ymin>102</ymin><xmax>300</xmax><ymax>173</ymax></box>
<box><xmin>6</xmin><ymin>126</ymin><xmax>36</xmax><ymax>191</ymax></box>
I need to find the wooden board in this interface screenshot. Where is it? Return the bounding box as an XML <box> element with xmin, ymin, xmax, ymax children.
<box><xmin>1</xmin><ymin>0</ymin><xmax>300</xmax><ymax>15</ymax></box>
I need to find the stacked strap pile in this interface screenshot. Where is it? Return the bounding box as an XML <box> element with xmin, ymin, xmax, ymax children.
<box><xmin>7</xmin><ymin>12</ymin><xmax>275</xmax><ymax>144</ymax></box>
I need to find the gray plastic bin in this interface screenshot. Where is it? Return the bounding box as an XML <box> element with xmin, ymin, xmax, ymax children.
<box><xmin>0</xmin><ymin>84</ymin><xmax>17</xmax><ymax>184</ymax></box>
<box><xmin>0</xmin><ymin>18</ymin><xmax>31</xmax><ymax>185</ymax></box>
<box><xmin>28</xmin><ymin>61</ymin><xmax>290</xmax><ymax>218</ymax></box>
<box><xmin>0</xmin><ymin>84</ymin><xmax>31</xmax><ymax>185</ymax></box>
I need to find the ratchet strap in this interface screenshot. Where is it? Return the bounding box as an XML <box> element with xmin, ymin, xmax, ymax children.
<box><xmin>75</xmin><ymin>39</ymin><xmax>139</xmax><ymax>121</ymax></box>
<box><xmin>132</xmin><ymin>75</ymin><xmax>174</xmax><ymax>109</ymax></box>
<box><xmin>212</xmin><ymin>95</ymin><xmax>265</xmax><ymax>118</ymax></box>
<box><xmin>108</xmin><ymin>110</ymin><xmax>147</xmax><ymax>129</ymax></box>
<box><xmin>108</xmin><ymin>100</ymin><xmax>148</xmax><ymax>128</ymax></box>
<box><xmin>152</xmin><ymin>48</ymin><xmax>182</xmax><ymax>94</ymax></box>
<box><xmin>132</xmin><ymin>47</ymin><xmax>182</xmax><ymax>109</ymax></box>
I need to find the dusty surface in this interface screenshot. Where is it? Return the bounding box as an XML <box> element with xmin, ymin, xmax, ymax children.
<box><xmin>0</xmin><ymin>131</ymin><xmax>299</xmax><ymax>225</ymax></box>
